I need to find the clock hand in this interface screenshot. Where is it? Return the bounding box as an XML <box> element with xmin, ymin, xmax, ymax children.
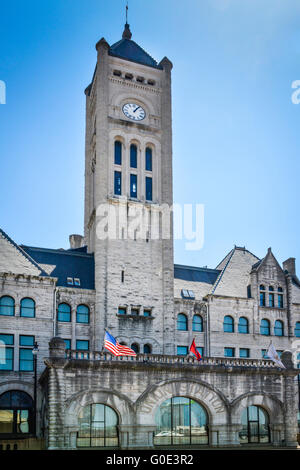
<box><xmin>133</xmin><ymin>106</ymin><xmax>140</xmax><ymax>113</ymax></box>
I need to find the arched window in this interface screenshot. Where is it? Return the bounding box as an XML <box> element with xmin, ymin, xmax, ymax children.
<box><xmin>223</xmin><ymin>316</ymin><xmax>234</xmax><ymax>333</ymax></box>
<box><xmin>154</xmin><ymin>397</ymin><xmax>208</xmax><ymax>446</ymax></box>
<box><xmin>76</xmin><ymin>305</ymin><xmax>90</xmax><ymax>324</ymax></box>
<box><xmin>20</xmin><ymin>298</ymin><xmax>35</xmax><ymax>318</ymax></box>
<box><xmin>177</xmin><ymin>313</ymin><xmax>188</xmax><ymax>331</ymax></box>
<box><xmin>131</xmin><ymin>343</ymin><xmax>139</xmax><ymax>354</ymax></box>
<box><xmin>77</xmin><ymin>404</ymin><xmax>118</xmax><ymax>448</ymax></box>
<box><xmin>143</xmin><ymin>344</ymin><xmax>151</xmax><ymax>354</ymax></box>
<box><xmin>57</xmin><ymin>303</ymin><xmax>71</xmax><ymax>322</ymax></box>
<box><xmin>0</xmin><ymin>296</ymin><xmax>15</xmax><ymax>316</ymax></box>
<box><xmin>130</xmin><ymin>144</ymin><xmax>137</xmax><ymax>168</ymax></box>
<box><xmin>260</xmin><ymin>285</ymin><xmax>266</xmax><ymax>307</ymax></box>
<box><xmin>239</xmin><ymin>406</ymin><xmax>270</xmax><ymax>444</ymax></box>
<box><xmin>192</xmin><ymin>315</ymin><xmax>203</xmax><ymax>332</ymax></box>
<box><xmin>274</xmin><ymin>320</ymin><xmax>284</xmax><ymax>336</ymax></box>
<box><xmin>145</xmin><ymin>147</ymin><xmax>152</xmax><ymax>171</ymax></box>
<box><xmin>0</xmin><ymin>391</ymin><xmax>34</xmax><ymax>435</ymax></box>
<box><xmin>114</xmin><ymin>140</ymin><xmax>122</xmax><ymax>165</ymax></box>
<box><xmin>238</xmin><ymin>317</ymin><xmax>249</xmax><ymax>334</ymax></box>
<box><xmin>260</xmin><ymin>319</ymin><xmax>270</xmax><ymax>336</ymax></box>
<box><xmin>295</xmin><ymin>322</ymin><xmax>300</xmax><ymax>338</ymax></box>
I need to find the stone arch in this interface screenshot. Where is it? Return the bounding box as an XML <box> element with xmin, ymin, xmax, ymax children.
<box><xmin>64</xmin><ymin>388</ymin><xmax>134</xmax><ymax>427</ymax></box>
<box><xmin>230</xmin><ymin>392</ymin><xmax>284</xmax><ymax>426</ymax></box>
<box><xmin>135</xmin><ymin>378</ymin><xmax>229</xmax><ymax>426</ymax></box>
<box><xmin>0</xmin><ymin>380</ymin><xmax>34</xmax><ymax>399</ymax></box>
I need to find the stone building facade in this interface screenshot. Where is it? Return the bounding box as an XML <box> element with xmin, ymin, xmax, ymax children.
<box><xmin>0</xmin><ymin>23</ymin><xmax>299</xmax><ymax>450</ymax></box>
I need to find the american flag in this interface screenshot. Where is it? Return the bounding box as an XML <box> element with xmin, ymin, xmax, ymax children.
<box><xmin>104</xmin><ymin>331</ymin><xmax>137</xmax><ymax>357</ymax></box>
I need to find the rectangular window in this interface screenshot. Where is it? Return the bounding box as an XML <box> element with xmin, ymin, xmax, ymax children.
<box><xmin>247</xmin><ymin>285</ymin><xmax>252</xmax><ymax>298</ymax></box>
<box><xmin>114</xmin><ymin>171</ymin><xmax>122</xmax><ymax>196</ymax></box>
<box><xmin>19</xmin><ymin>348</ymin><xmax>33</xmax><ymax>371</ymax></box>
<box><xmin>130</xmin><ymin>145</ymin><xmax>137</xmax><ymax>168</ymax></box>
<box><xmin>63</xmin><ymin>339</ymin><xmax>71</xmax><ymax>350</ymax></box>
<box><xmin>76</xmin><ymin>340</ymin><xmax>89</xmax><ymax>351</ymax></box>
<box><xmin>239</xmin><ymin>348</ymin><xmax>250</xmax><ymax>358</ymax></box>
<box><xmin>145</xmin><ymin>148</ymin><xmax>152</xmax><ymax>171</ymax></box>
<box><xmin>261</xmin><ymin>349</ymin><xmax>268</xmax><ymax>358</ymax></box>
<box><xmin>278</xmin><ymin>294</ymin><xmax>283</xmax><ymax>308</ymax></box>
<box><xmin>145</xmin><ymin>177</ymin><xmax>152</xmax><ymax>201</ymax></box>
<box><xmin>0</xmin><ymin>334</ymin><xmax>14</xmax><ymax>371</ymax></box>
<box><xmin>197</xmin><ymin>347</ymin><xmax>204</xmax><ymax>357</ymax></box>
<box><xmin>143</xmin><ymin>309</ymin><xmax>151</xmax><ymax>317</ymax></box>
<box><xmin>224</xmin><ymin>347</ymin><xmax>235</xmax><ymax>357</ymax></box>
<box><xmin>114</xmin><ymin>141</ymin><xmax>122</xmax><ymax>165</ymax></box>
<box><xmin>269</xmin><ymin>293</ymin><xmax>274</xmax><ymax>308</ymax></box>
<box><xmin>130</xmin><ymin>174</ymin><xmax>138</xmax><ymax>198</ymax></box>
<box><xmin>74</xmin><ymin>278</ymin><xmax>81</xmax><ymax>286</ymax></box>
<box><xmin>131</xmin><ymin>308</ymin><xmax>139</xmax><ymax>316</ymax></box>
<box><xmin>67</xmin><ymin>277</ymin><xmax>73</xmax><ymax>285</ymax></box>
<box><xmin>118</xmin><ymin>307</ymin><xmax>127</xmax><ymax>315</ymax></box>
<box><xmin>177</xmin><ymin>346</ymin><xmax>188</xmax><ymax>356</ymax></box>
<box><xmin>260</xmin><ymin>292</ymin><xmax>265</xmax><ymax>307</ymax></box>
<box><xmin>19</xmin><ymin>335</ymin><xmax>34</xmax><ymax>347</ymax></box>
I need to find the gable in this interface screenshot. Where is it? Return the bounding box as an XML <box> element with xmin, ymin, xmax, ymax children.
<box><xmin>0</xmin><ymin>229</ymin><xmax>43</xmax><ymax>276</ymax></box>
<box><xmin>255</xmin><ymin>249</ymin><xmax>286</xmax><ymax>284</ymax></box>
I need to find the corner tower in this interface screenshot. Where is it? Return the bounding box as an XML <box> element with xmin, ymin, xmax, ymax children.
<box><xmin>84</xmin><ymin>23</ymin><xmax>175</xmax><ymax>354</ymax></box>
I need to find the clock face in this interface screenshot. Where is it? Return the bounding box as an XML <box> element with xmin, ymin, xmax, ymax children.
<box><xmin>122</xmin><ymin>103</ymin><xmax>146</xmax><ymax>121</ymax></box>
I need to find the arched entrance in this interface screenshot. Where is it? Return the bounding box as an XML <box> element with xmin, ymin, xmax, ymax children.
<box><xmin>77</xmin><ymin>403</ymin><xmax>119</xmax><ymax>448</ymax></box>
<box><xmin>154</xmin><ymin>396</ymin><xmax>209</xmax><ymax>446</ymax></box>
<box><xmin>0</xmin><ymin>390</ymin><xmax>34</xmax><ymax>436</ymax></box>
<box><xmin>239</xmin><ymin>405</ymin><xmax>270</xmax><ymax>444</ymax></box>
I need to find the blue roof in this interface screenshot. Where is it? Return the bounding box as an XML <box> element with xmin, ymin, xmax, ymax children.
<box><xmin>174</xmin><ymin>264</ymin><xmax>220</xmax><ymax>284</ymax></box>
<box><xmin>109</xmin><ymin>38</ymin><xmax>160</xmax><ymax>69</ymax></box>
<box><xmin>21</xmin><ymin>245</ymin><xmax>95</xmax><ymax>290</ymax></box>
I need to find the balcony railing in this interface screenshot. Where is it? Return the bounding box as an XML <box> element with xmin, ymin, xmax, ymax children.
<box><xmin>66</xmin><ymin>350</ymin><xmax>277</xmax><ymax>369</ymax></box>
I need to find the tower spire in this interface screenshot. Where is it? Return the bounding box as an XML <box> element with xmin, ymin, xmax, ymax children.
<box><xmin>122</xmin><ymin>1</ymin><xmax>132</xmax><ymax>39</ymax></box>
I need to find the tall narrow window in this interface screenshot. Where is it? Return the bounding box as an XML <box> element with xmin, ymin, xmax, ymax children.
<box><xmin>259</xmin><ymin>285</ymin><xmax>266</xmax><ymax>307</ymax></box>
<box><xmin>19</xmin><ymin>336</ymin><xmax>34</xmax><ymax>372</ymax></box>
<box><xmin>143</xmin><ymin>344</ymin><xmax>151</xmax><ymax>354</ymax></box>
<box><xmin>274</xmin><ymin>320</ymin><xmax>284</xmax><ymax>336</ymax></box>
<box><xmin>260</xmin><ymin>319</ymin><xmax>270</xmax><ymax>336</ymax></box>
<box><xmin>114</xmin><ymin>171</ymin><xmax>122</xmax><ymax>196</ymax></box>
<box><xmin>145</xmin><ymin>147</ymin><xmax>152</xmax><ymax>171</ymax></box>
<box><xmin>238</xmin><ymin>317</ymin><xmax>249</xmax><ymax>334</ymax></box>
<box><xmin>146</xmin><ymin>177</ymin><xmax>152</xmax><ymax>201</ymax></box>
<box><xmin>177</xmin><ymin>313</ymin><xmax>188</xmax><ymax>331</ymax></box>
<box><xmin>57</xmin><ymin>303</ymin><xmax>71</xmax><ymax>322</ymax></box>
<box><xmin>295</xmin><ymin>322</ymin><xmax>300</xmax><ymax>338</ymax></box>
<box><xmin>131</xmin><ymin>343</ymin><xmax>139</xmax><ymax>353</ymax></box>
<box><xmin>20</xmin><ymin>298</ymin><xmax>35</xmax><ymax>318</ymax></box>
<box><xmin>223</xmin><ymin>316</ymin><xmax>234</xmax><ymax>333</ymax></box>
<box><xmin>130</xmin><ymin>174</ymin><xmax>137</xmax><ymax>198</ymax></box>
<box><xmin>130</xmin><ymin>144</ymin><xmax>137</xmax><ymax>168</ymax></box>
<box><xmin>114</xmin><ymin>141</ymin><xmax>122</xmax><ymax>165</ymax></box>
<box><xmin>269</xmin><ymin>286</ymin><xmax>274</xmax><ymax>307</ymax></box>
<box><xmin>0</xmin><ymin>334</ymin><xmax>14</xmax><ymax>371</ymax></box>
<box><xmin>76</xmin><ymin>305</ymin><xmax>90</xmax><ymax>324</ymax></box>
<box><xmin>278</xmin><ymin>288</ymin><xmax>284</xmax><ymax>308</ymax></box>
<box><xmin>0</xmin><ymin>296</ymin><xmax>15</xmax><ymax>316</ymax></box>
<box><xmin>192</xmin><ymin>315</ymin><xmax>203</xmax><ymax>332</ymax></box>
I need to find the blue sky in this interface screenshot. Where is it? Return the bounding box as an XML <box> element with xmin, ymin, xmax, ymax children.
<box><xmin>0</xmin><ymin>0</ymin><xmax>299</xmax><ymax>270</ymax></box>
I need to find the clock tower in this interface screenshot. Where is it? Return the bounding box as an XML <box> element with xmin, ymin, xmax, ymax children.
<box><xmin>84</xmin><ymin>23</ymin><xmax>175</xmax><ymax>354</ymax></box>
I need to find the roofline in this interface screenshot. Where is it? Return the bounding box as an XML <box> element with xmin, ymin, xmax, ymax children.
<box><xmin>21</xmin><ymin>245</ymin><xmax>94</xmax><ymax>259</ymax></box>
<box><xmin>174</xmin><ymin>263</ymin><xmax>220</xmax><ymax>274</ymax></box>
<box><xmin>108</xmin><ymin>51</ymin><xmax>163</xmax><ymax>70</ymax></box>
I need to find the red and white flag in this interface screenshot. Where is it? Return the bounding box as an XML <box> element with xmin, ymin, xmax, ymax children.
<box><xmin>190</xmin><ymin>338</ymin><xmax>202</xmax><ymax>361</ymax></box>
<box><xmin>104</xmin><ymin>331</ymin><xmax>137</xmax><ymax>357</ymax></box>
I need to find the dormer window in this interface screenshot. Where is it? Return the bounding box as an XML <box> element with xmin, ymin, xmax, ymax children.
<box><xmin>181</xmin><ymin>289</ymin><xmax>195</xmax><ymax>300</ymax></box>
<box><xmin>74</xmin><ymin>278</ymin><xmax>81</xmax><ymax>286</ymax></box>
<box><xmin>136</xmin><ymin>76</ymin><xmax>144</xmax><ymax>83</ymax></box>
<box><xmin>113</xmin><ymin>70</ymin><xmax>122</xmax><ymax>77</ymax></box>
<box><xmin>125</xmin><ymin>73</ymin><xmax>133</xmax><ymax>80</ymax></box>
<box><xmin>67</xmin><ymin>277</ymin><xmax>74</xmax><ymax>286</ymax></box>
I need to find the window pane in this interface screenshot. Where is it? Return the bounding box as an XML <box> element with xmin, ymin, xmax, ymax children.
<box><xmin>19</xmin><ymin>335</ymin><xmax>34</xmax><ymax>347</ymax></box>
<box><xmin>146</xmin><ymin>177</ymin><xmax>152</xmax><ymax>201</ymax></box>
<box><xmin>63</xmin><ymin>339</ymin><xmax>71</xmax><ymax>350</ymax></box>
<box><xmin>58</xmin><ymin>303</ymin><xmax>71</xmax><ymax>322</ymax></box>
<box><xmin>0</xmin><ymin>296</ymin><xmax>15</xmax><ymax>316</ymax></box>
<box><xmin>224</xmin><ymin>348</ymin><xmax>235</xmax><ymax>357</ymax></box>
<box><xmin>145</xmin><ymin>147</ymin><xmax>152</xmax><ymax>171</ymax></box>
<box><xmin>20</xmin><ymin>298</ymin><xmax>35</xmax><ymax>318</ymax></box>
<box><xmin>19</xmin><ymin>349</ymin><xmax>33</xmax><ymax>371</ymax></box>
<box><xmin>177</xmin><ymin>314</ymin><xmax>187</xmax><ymax>331</ymax></box>
<box><xmin>177</xmin><ymin>346</ymin><xmax>188</xmax><ymax>356</ymax></box>
<box><xmin>130</xmin><ymin>174</ymin><xmax>137</xmax><ymax>198</ymax></box>
<box><xmin>260</xmin><ymin>319</ymin><xmax>270</xmax><ymax>335</ymax></box>
<box><xmin>0</xmin><ymin>347</ymin><xmax>13</xmax><ymax>371</ymax></box>
<box><xmin>0</xmin><ymin>409</ymin><xmax>14</xmax><ymax>433</ymax></box>
<box><xmin>238</xmin><ymin>317</ymin><xmax>249</xmax><ymax>334</ymax></box>
<box><xmin>274</xmin><ymin>320</ymin><xmax>283</xmax><ymax>336</ymax></box>
<box><xmin>278</xmin><ymin>294</ymin><xmax>283</xmax><ymax>308</ymax></box>
<box><xmin>130</xmin><ymin>144</ymin><xmax>137</xmax><ymax>168</ymax></box>
<box><xmin>192</xmin><ymin>315</ymin><xmax>203</xmax><ymax>332</ymax></box>
<box><xmin>17</xmin><ymin>410</ymin><xmax>29</xmax><ymax>433</ymax></box>
<box><xmin>118</xmin><ymin>307</ymin><xmax>126</xmax><ymax>315</ymax></box>
<box><xmin>114</xmin><ymin>141</ymin><xmax>122</xmax><ymax>165</ymax></box>
<box><xmin>0</xmin><ymin>334</ymin><xmax>14</xmax><ymax>345</ymax></box>
<box><xmin>76</xmin><ymin>340</ymin><xmax>89</xmax><ymax>351</ymax></box>
<box><xmin>295</xmin><ymin>322</ymin><xmax>300</xmax><ymax>338</ymax></box>
<box><xmin>260</xmin><ymin>292</ymin><xmax>265</xmax><ymax>307</ymax></box>
<box><xmin>224</xmin><ymin>316</ymin><xmax>234</xmax><ymax>333</ymax></box>
<box><xmin>76</xmin><ymin>305</ymin><xmax>89</xmax><ymax>324</ymax></box>
<box><xmin>114</xmin><ymin>171</ymin><xmax>122</xmax><ymax>196</ymax></box>
<box><xmin>143</xmin><ymin>344</ymin><xmax>151</xmax><ymax>354</ymax></box>
<box><xmin>269</xmin><ymin>293</ymin><xmax>274</xmax><ymax>307</ymax></box>
<box><xmin>240</xmin><ymin>348</ymin><xmax>249</xmax><ymax>358</ymax></box>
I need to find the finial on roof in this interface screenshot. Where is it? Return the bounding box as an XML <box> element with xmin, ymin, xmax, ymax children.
<box><xmin>122</xmin><ymin>1</ymin><xmax>132</xmax><ymax>39</ymax></box>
